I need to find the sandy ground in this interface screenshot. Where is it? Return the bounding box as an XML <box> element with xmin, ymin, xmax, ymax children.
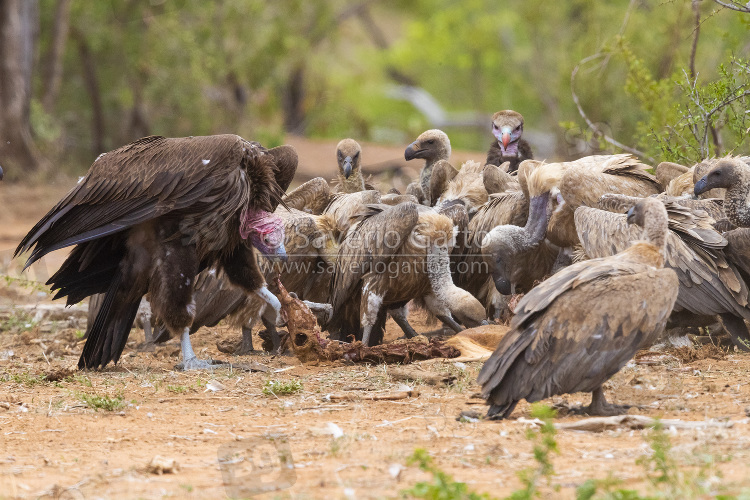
<box><xmin>2</xmin><ymin>160</ymin><xmax>750</xmax><ymax>499</ymax></box>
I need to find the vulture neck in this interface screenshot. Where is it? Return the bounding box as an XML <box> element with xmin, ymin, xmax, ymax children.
<box><xmin>724</xmin><ymin>181</ymin><xmax>750</xmax><ymax>228</ymax></box>
<box><xmin>523</xmin><ymin>192</ymin><xmax>551</xmax><ymax>248</ymax></box>
<box><xmin>337</xmin><ymin>170</ymin><xmax>365</xmax><ymax>193</ymax></box>
<box><xmin>631</xmin><ymin>206</ymin><xmax>669</xmax><ymax>267</ymax></box>
<box><xmin>426</xmin><ymin>242</ymin><xmax>464</xmax><ymax>308</ymax></box>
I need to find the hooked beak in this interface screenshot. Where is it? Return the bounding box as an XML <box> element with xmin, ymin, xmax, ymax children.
<box><xmin>502</xmin><ymin>133</ymin><xmax>511</xmax><ymax>148</ymax></box>
<box><xmin>404</xmin><ymin>142</ymin><xmax>423</xmax><ymax>161</ymax></box>
<box><xmin>694</xmin><ymin>176</ymin><xmax>709</xmax><ymax>196</ymax></box>
<box><xmin>493</xmin><ymin>275</ymin><xmax>512</xmax><ymax>296</ymax></box>
<box><xmin>343</xmin><ymin>157</ymin><xmax>353</xmax><ymax>178</ymax></box>
<box><xmin>626</xmin><ymin>206</ymin><xmax>636</xmax><ymax>224</ymax></box>
<box><xmin>266</xmin><ymin>241</ymin><xmax>288</xmax><ymax>263</ymax></box>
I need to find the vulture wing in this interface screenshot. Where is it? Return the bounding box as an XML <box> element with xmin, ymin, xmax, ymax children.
<box><xmin>16</xmin><ymin>135</ymin><xmax>290</xmax><ymax>267</ymax></box>
<box><xmin>282</xmin><ymin>177</ymin><xmax>332</xmax><ymax>215</ymax></box>
<box><xmin>576</xmin><ymin>206</ymin><xmax>749</xmax><ymax>317</ymax></box>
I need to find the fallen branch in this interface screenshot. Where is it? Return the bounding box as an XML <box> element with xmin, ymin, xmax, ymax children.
<box><xmin>326</xmin><ymin>389</ymin><xmax>419</xmax><ymax>401</ymax></box>
<box><xmin>519</xmin><ymin>414</ymin><xmax>734</xmax><ymax>432</ymax></box>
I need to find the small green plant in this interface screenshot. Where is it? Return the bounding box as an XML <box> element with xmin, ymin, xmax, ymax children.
<box><xmin>74</xmin><ymin>329</ymin><xmax>85</xmax><ymax>339</ymax></box>
<box><xmin>508</xmin><ymin>404</ymin><xmax>560</xmax><ymax>500</ymax></box>
<box><xmin>167</xmin><ymin>385</ymin><xmax>189</xmax><ymax>394</ymax></box>
<box><xmin>0</xmin><ymin>308</ymin><xmax>36</xmax><ymax>334</ymax></box>
<box><xmin>77</xmin><ymin>392</ymin><xmax>125</xmax><ymax>412</ymax></box>
<box><xmin>6</xmin><ymin>371</ymin><xmax>47</xmax><ymax>387</ymax></box>
<box><xmin>402</xmin><ymin>448</ymin><xmax>493</xmax><ymax>500</ymax></box>
<box><xmin>262</xmin><ymin>379</ymin><xmax>303</xmax><ymax>396</ymax></box>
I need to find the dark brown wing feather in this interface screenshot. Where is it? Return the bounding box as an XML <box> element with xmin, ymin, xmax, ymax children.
<box><xmin>329</xmin><ymin>203</ymin><xmax>420</xmax><ymax>315</ymax></box>
<box><xmin>16</xmin><ymin>135</ymin><xmax>282</xmax><ymax>266</ymax></box>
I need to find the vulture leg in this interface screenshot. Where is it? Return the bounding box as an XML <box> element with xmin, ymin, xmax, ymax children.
<box><xmin>178</xmin><ymin>327</ymin><xmax>220</xmax><ymax>370</ymax></box>
<box><xmin>437</xmin><ymin>314</ymin><xmax>463</xmax><ymax>333</ymax></box>
<box><xmin>136</xmin><ymin>300</ymin><xmax>155</xmax><ymax>352</ymax></box>
<box><xmin>360</xmin><ymin>279</ymin><xmax>384</xmax><ymax>347</ymax></box>
<box><xmin>718</xmin><ymin>313</ymin><xmax>750</xmax><ymax>352</ymax></box>
<box><xmin>256</xmin><ymin>286</ymin><xmax>283</xmax><ymax>352</ymax></box>
<box><xmin>389</xmin><ymin>306</ymin><xmax>418</xmax><ymax>339</ymax></box>
<box><xmin>584</xmin><ymin>387</ymin><xmax>630</xmax><ymax>417</ymax></box>
<box><xmin>237</xmin><ymin>324</ymin><xmax>255</xmax><ymax>355</ymax></box>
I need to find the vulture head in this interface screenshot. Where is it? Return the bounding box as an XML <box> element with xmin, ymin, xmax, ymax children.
<box><xmin>491</xmin><ymin>110</ymin><xmax>524</xmax><ymax>156</ymax></box>
<box><xmin>240</xmin><ymin>208</ymin><xmax>287</xmax><ymax>261</ymax></box>
<box><xmin>694</xmin><ymin>158</ymin><xmax>746</xmax><ymax>196</ymax></box>
<box><xmin>404</xmin><ymin>129</ymin><xmax>451</xmax><ymax>163</ymax></box>
<box><xmin>626</xmin><ymin>197</ymin><xmax>669</xmax><ymax>253</ymax></box>
<box><xmin>336</xmin><ymin>138</ymin><xmax>362</xmax><ymax>179</ymax></box>
<box><xmin>481</xmin><ymin>225</ymin><xmax>528</xmax><ymax>295</ymax></box>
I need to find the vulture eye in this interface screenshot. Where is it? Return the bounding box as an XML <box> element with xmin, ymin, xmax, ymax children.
<box><xmin>263</xmin><ymin>236</ymin><xmax>270</xmax><ymax>245</ymax></box>
<box><xmin>492</xmin><ymin>123</ymin><xmax>498</xmax><ymax>129</ymax></box>
<box><xmin>354</xmin><ymin>152</ymin><xmax>360</xmax><ymax>159</ymax></box>
<box><xmin>427</xmin><ymin>140</ymin><xmax>435</xmax><ymax>145</ymax></box>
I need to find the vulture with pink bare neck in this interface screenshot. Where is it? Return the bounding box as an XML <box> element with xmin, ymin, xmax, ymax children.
<box><xmin>16</xmin><ymin>134</ymin><xmax>297</xmax><ymax>370</ymax></box>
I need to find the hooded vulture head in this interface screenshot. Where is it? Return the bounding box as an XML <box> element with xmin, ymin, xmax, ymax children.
<box><xmin>336</xmin><ymin>138</ymin><xmax>362</xmax><ymax>180</ymax></box>
<box><xmin>491</xmin><ymin>110</ymin><xmax>524</xmax><ymax>156</ymax></box>
<box><xmin>404</xmin><ymin>129</ymin><xmax>451</xmax><ymax>163</ymax></box>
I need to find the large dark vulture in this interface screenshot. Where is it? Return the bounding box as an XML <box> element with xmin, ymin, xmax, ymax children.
<box><xmin>485</xmin><ymin>110</ymin><xmax>533</xmax><ymax>173</ymax></box>
<box><xmin>478</xmin><ymin>198</ymin><xmax>678</xmax><ymax>419</ymax></box>
<box><xmin>15</xmin><ymin>135</ymin><xmax>296</xmax><ymax>370</ymax></box>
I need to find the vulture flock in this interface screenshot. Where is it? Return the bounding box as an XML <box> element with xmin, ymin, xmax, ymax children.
<box><xmin>11</xmin><ymin>109</ymin><xmax>750</xmax><ymax>420</ymax></box>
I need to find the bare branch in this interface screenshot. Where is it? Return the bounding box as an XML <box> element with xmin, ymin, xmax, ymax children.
<box><xmin>711</xmin><ymin>0</ymin><xmax>750</xmax><ymax>12</ymax></box>
<box><xmin>570</xmin><ymin>54</ymin><xmax>656</xmax><ymax>163</ymax></box>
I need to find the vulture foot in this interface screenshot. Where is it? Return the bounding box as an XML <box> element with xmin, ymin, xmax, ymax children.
<box><xmin>176</xmin><ymin>357</ymin><xmax>226</xmax><ymax>371</ymax></box>
<box><xmin>718</xmin><ymin>313</ymin><xmax>750</xmax><ymax>352</ymax></box>
<box><xmin>437</xmin><ymin>314</ymin><xmax>464</xmax><ymax>334</ymax></box>
<box><xmin>135</xmin><ymin>342</ymin><xmax>156</xmax><ymax>353</ymax></box>
<box><xmin>583</xmin><ymin>387</ymin><xmax>630</xmax><ymax>417</ymax></box>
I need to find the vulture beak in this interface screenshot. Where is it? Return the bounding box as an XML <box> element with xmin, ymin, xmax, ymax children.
<box><xmin>404</xmin><ymin>142</ymin><xmax>422</xmax><ymax>161</ymax></box>
<box><xmin>501</xmin><ymin>126</ymin><xmax>512</xmax><ymax>149</ymax></box>
<box><xmin>266</xmin><ymin>241</ymin><xmax>288</xmax><ymax>263</ymax></box>
<box><xmin>625</xmin><ymin>206</ymin><xmax>636</xmax><ymax>224</ymax></box>
<box><xmin>343</xmin><ymin>156</ymin><xmax>353</xmax><ymax>179</ymax></box>
<box><xmin>693</xmin><ymin>176</ymin><xmax>709</xmax><ymax>196</ymax></box>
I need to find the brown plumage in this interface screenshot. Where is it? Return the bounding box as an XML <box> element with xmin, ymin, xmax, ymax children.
<box><xmin>16</xmin><ymin>135</ymin><xmax>296</xmax><ymax>370</ymax></box>
<box><xmin>655</xmin><ymin>161</ymin><xmax>689</xmax><ymax>189</ymax></box>
<box><xmin>433</xmin><ymin>160</ymin><xmax>489</xmax><ymax>217</ymax></box>
<box><xmin>478</xmin><ymin>198</ymin><xmax>679</xmax><ymax>419</ymax></box>
<box><xmin>526</xmin><ymin>154</ymin><xmax>661</xmax><ymax>248</ymax></box>
<box><xmin>282</xmin><ymin>177</ymin><xmax>332</xmax><ymax>215</ymax></box>
<box><xmin>404</xmin><ymin>129</ymin><xmax>453</xmax><ymax>206</ymax></box>
<box><xmin>577</xmin><ymin>194</ymin><xmax>750</xmax><ymax>350</ymax></box>
<box><xmin>485</xmin><ymin>110</ymin><xmax>533</xmax><ymax>173</ymax></box>
<box><xmin>482</xmin><ymin>163</ymin><xmax>518</xmax><ymax>195</ymax></box>
<box><xmin>326</xmin><ymin>203</ymin><xmax>485</xmax><ymax>346</ymax></box>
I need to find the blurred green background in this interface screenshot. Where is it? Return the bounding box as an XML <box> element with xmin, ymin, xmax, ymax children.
<box><xmin>1</xmin><ymin>0</ymin><xmax>749</xmax><ymax>180</ymax></box>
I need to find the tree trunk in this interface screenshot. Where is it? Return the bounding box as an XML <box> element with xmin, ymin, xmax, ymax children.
<box><xmin>71</xmin><ymin>27</ymin><xmax>105</xmax><ymax>156</ymax></box>
<box><xmin>282</xmin><ymin>64</ymin><xmax>306</xmax><ymax>135</ymax></box>
<box><xmin>0</xmin><ymin>0</ymin><xmax>44</xmax><ymax>178</ymax></box>
<box><xmin>41</xmin><ymin>0</ymin><xmax>71</xmax><ymax>113</ymax></box>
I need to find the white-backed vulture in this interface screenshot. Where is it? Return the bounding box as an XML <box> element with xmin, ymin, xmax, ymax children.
<box><xmin>525</xmin><ymin>154</ymin><xmax>661</xmax><ymax>248</ymax></box>
<box><xmin>478</xmin><ymin>198</ymin><xmax>679</xmax><ymax>419</ymax></box>
<box><xmin>485</xmin><ymin>110</ymin><xmax>533</xmax><ymax>173</ymax></box>
<box><xmin>404</xmin><ymin>129</ymin><xmax>453</xmax><ymax>206</ymax></box>
<box><xmin>326</xmin><ymin>203</ymin><xmax>485</xmax><ymax>346</ymax></box>
<box><xmin>16</xmin><ymin>135</ymin><xmax>296</xmax><ymax>370</ymax></box>
<box><xmin>331</xmin><ymin>138</ymin><xmax>378</xmax><ymax>193</ymax></box>
<box><xmin>578</xmin><ymin>193</ymin><xmax>750</xmax><ymax>350</ymax></box>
